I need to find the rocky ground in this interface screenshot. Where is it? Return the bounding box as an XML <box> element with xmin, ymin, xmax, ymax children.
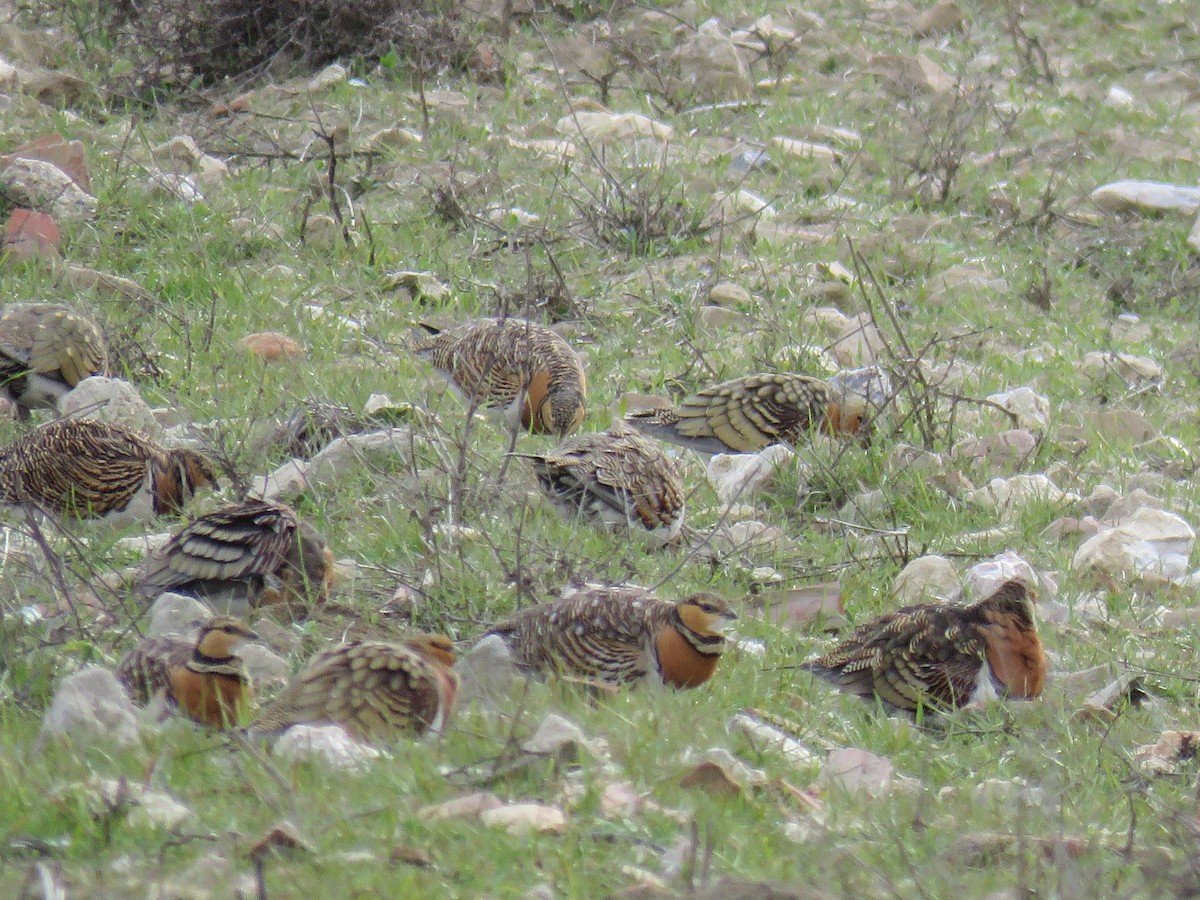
<box><xmin>2</xmin><ymin>0</ymin><xmax>1200</xmax><ymax>896</ymax></box>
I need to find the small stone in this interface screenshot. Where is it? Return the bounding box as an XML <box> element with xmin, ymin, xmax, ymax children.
<box><xmin>304</xmin><ymin>213</ymin><xmax>341</xmax><ymax>249</ymax></box>
<box><xmin>986</xmin><ymin>386</ymin><xmax>1050</xmax><ymax>430</ymax></box>
<box><xmin>152</xmin><ymin>135</ymin><xmax>202</xmax><ymax>164</ymax></box>
<box><xmin>707</xmin><ymin>282</ymin><xmax>752</xmax><ymax>307</ymax></box>
<box><xmin>867</xmin><ymin>53</ymin><xmax>955</xmax><ymax>94</ymax></box>
<box><xmin>964</xmin><ymin>551</ymin><xmax>1041</xmax><ymax>600</ymax></box>
<box><xmin>59</xmin><ymin>376</ymin><xmax>162</xmax><ymax>436</ymax></box>
<box><xmin>522</xmin><ymin>713</ymin><xmax>599</xmax><ymax>761</ymax></box>
<box><xmin>1079</xmin><ymin>351</ymin><xmax>1163</xmax><ymax>386</ymax></box>
<box><xmin>1091</xmin><ymin>180</ymin><xmax>1200</xmax><ymax>215</ymax></box>
<box><xmin>420</xmin><ymin>792</ymin><xmax>503</xmax><ymax>822</ymax></box>
<box><xmin>912</xmin><ymin>0</ymin><xmax>965</xmax><ymax>37</ymax></box>
<box><xmin>307</xmin><ymin>63</ymin><xmax>347</xmax><ymax>91</ymax></box>
<box><xmin>555</xmin><ymin>110</ymin><xmax>673</xmax><ymax>142</ymax></box>
<box><xmin>39</xmin><ymin>667</ymin><xmax>140</xmax><ymax>748</ymax></box>
<box><xmin>480</xmin><ymin>803</ymin><xmax>567</xmax><ymax>835</ymax></box>
<box><xmin>815</xmin><ymin>748</ymin><xmax>894</xmax><ymax>798</ymax></box>
<box><xmin>148</xmin><ymin>171</ymin><xmax>203</xmax><ymax>203</ymax></box>
<box><xmin>706</xmin><ymin>445</ymin><xmax>797</xmax><ymax>505</ymax></box>
<box><xmin>830</xmin><ymin>313</ymin><xmax>885</xmax><ymax>366</ymax></box>
<box><xmin>1073</xmin><ymin>507</ymin><xmax>1195</xmax><ymax>583</ymax></box>
<box><xmin>365</xmin><ymin>126</ymin><xmax>423</xmax><ymax>149</ymax></box>
<box><xmin>238</xmin><ymin>332</ymin><xmax>304</xmax><ymax>362</ymax></box>
<box><xmin>456</xmin><ymin>634</ymin><xmax>519</xmax><ymax>702</ymax></box>
<box><xmin>4</xmin><ymin>133</ymin><xmax>90</xmax><ymax>191</ymax></box>
<box><xmin>2</xmin><ymin>208</ymin><xmax>59</xmax><ymax>260</ymax></box>
<box><xmin>1189</xmin><ymin>214</ymin><xmax>1200</xmax><ymax>254</ymax></box>
<box><xmin>697</xmin><ymin>305</ymin><xmax>753</xmax><ymax>329</ymax></box>
<box><xmin>381</xmin><ymin>270</ymin><xmax>450</xmax><ymax>300</ymax></box>
<box><xmin>0</xmin><ymin>155</ymin><xmax>94</xmax><ymax>220</ymax></box>
<box><xmin>147</xmin><ymin>592</ymin><xmax>212</xmax><ymax>638</ymax></box>
<box><xmin>273</xmin><ymin>724</ymin><xmax>381</xmax><ymax>771</ymax></box>
<box><xmin>770</xmin><ymin>136</ymin><xmax>841</xmax><ymax>164</ymax></box>
<box><xmin>892</xmin><ymin>555</ymin><xmax>961</xmax><ymax>604</ymax></box>
<box><xmin>196</xmin><ymin>154</ymin><xmax>229</xmax><ymax>184</ymax></box>
<box><xmin>671</xmin><ymin>18</ymin><xmax>752</xmax><ymax>102</ymax></box>
<box><xmin>966</xmin><ymin>474</ymin><xmax>1080</xmax><ymax>522</ymax></box>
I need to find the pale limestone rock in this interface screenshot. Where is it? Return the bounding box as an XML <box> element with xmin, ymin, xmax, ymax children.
<box><xmin>816</xmin><ymin>748</ymin><xmax>894</xmax><ymax>798</ymax></box>
<box><xmin>39</xmin><ymin>667</ymin><xmax>140</xmax><ymax>748</ymax></box>
<box><xmin>671</xmin><ymin>18</ymin><xmax>752</xmax><ymax>101</ymax></box>
<box><xmin>1092</xmin><ymin>180</ymin><xmax>1200</xmax><ymax>215</ymax></box>
<box><xmin>966</xmin><ymin>474</ymin><xmax>1080</xmax><ymax>522</ymax></box>
<box><xmin>456</xmin><ymin>634</ymin><xmax>519</xmax><ymax>702</ymax></box>
<box><xmin>555</xmin><ymin>110</ymin><xmax>673</xmax><ymax>142</ymax></box>
<box><xmin>892</xmin><ymin>555</ymin><xmax>961</xmax><ymax>604</ymax></box>
<box><xmin>59</xmin><ymin>376</ymin><xmax>162</xmax><ymax>436</ymax></box>
<box><xmin>965</xmin><ymin>551</ymin><xmax>1041</xmax><ymax>600</ymax></box>
<box><xmin>1073</xmin><ymin>507</ymin><xmax>1195</xmax><ymax>582</ymax></box>
<box><xmin>1</xmin><ymin>155</ymin><xmax>94</xmax><ymax>220</ymax></box>
<box><xmin>273</xmin><ymin>724</ymin><xmax>382</xmax><ymax>771</ymax></box>
<box><xmin>706</xmin><ymin>445</ymin><xmax>797</xmax><ymax>505</ymax></box>
<box><xmin>986</xmin><ymin>386</ymin><xmax>1050</xmax><ymax>430</ymax></box>
<box><xmin>147</xmin><ymin>592</ymin><xmax>212</xmax><ymax>638</ymax></box>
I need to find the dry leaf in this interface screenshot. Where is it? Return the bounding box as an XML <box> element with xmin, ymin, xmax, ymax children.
<box><xmin>390</xmin><ymin>845</ymin><xmax>433</xmax><ymax>867</ymax></box>
<box><xmin>238</xmin><ymin>331</ymin><xmax>304</xmax><ymax>362</ymax></box>
<box><xmin>1134</xmin><ymin>731</ymin><xmax>1200</xmax><ymax>775</ymax></box>
<box><xmin>249</xmin><ymin>823</ymin><xmax>312</xmax><ymax>860</ymax></box>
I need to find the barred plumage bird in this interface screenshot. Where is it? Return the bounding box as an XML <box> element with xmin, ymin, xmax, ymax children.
<box><xmin>625</xmin><ymin>368</ymin><xmax>887</xmax><ymax>454</ymax></box>
<box><xmin>0</xmin><ymin>418</ymin><xmax>217</xmax><ymax>523</ymax></box>
<box><xmin>135</xmin><ymin>499</ymin><xmax>335</xmax><ymax>617</ymax></box>
<box><xmin>247</xmin><ymin>634</ymin><xmax>459</xmax><ymax>742</ymax></box>
<box><xmin>413</xmin><ymin>317</ymin><xmax>587</xmax><ymax>436</ymax></box>
<box><xmin>116</xmin><ymin>616</ymin><xmax>258</xmax><ymax>728</ymax></box>
<box><xmin>0</xmin><ymin>304</ymin><xmax>108</xmax><ymax>417</ymax></box>
<box><xmin>485</xmin><ymin>585</ymin><xmax>736</xmax><ymax>689</ymax></box>
<box><xmin>515</xmin><ymin>422</ymin><xmax>685</xmax><ymax>545</ymax></box>
<box><xmin>803</xmin><ymin>580</ymin><xmax>1047</xmax><ymax>713</ymax></box>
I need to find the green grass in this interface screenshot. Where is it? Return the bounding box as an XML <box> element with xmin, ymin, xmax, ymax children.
<box><xmin>3</xmin><ymin>0</ymin><xmax>1200</xmax><ymax>895</ymax></box>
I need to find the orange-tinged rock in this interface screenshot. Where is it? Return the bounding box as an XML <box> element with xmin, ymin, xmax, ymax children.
<box><xmin>238</xmin><ymin>332</ymin><xmax>304</xmax><ymax>362</ymax></box>
<box><xmin>3</xmin><ymin>208</ymin><xmax>60</xmax><ymax>260</ymax></box>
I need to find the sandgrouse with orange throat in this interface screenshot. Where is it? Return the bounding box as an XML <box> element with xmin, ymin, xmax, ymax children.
<box><xmin>486</xmin><ymin>585</ymin><xmax>736</xmax><ymax>689</ymax></box>
<box><xmin>413</xmin><ymin>317</ymin><xmax>587</xmax><ymax>436</ymax></box>
<box><xmin>803</xmin><ymin>580</ymin><xmax>1048</xmax><ymax>714</ymax></box>
<box><xmin>117</xmin><ymin>616</ymin><xmax>258</xmax><ymax>729</ymax></box>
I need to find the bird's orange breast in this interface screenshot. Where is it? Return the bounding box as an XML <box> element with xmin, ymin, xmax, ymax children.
<box><xmin>655</xmin><ymin>627</ymin><xmax>720</xmax><ymax>689</ymax></box>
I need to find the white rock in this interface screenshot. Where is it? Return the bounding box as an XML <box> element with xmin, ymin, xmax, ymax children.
<box><xmin>671</xmin><ymin>18</ymin><xmax>752</xmax><ymax>101</ymax></box>
<box><xmin>238</xmin><ymin>644</ymin><xmax>290</xmax><ymax>690</ymax></box>
<box><xmin>555</xmin><ymin>111</ymin><xmax>673</xmax><ymax>142</ymax></box>
<box><xmin>698</xmin><ymin>747</ymin><xmax>767</xmax><ymax>788</ymax></box>
<box><xmin>986</xmin><ymin>386</ymin><xmax>1051</xmax><ymax>430</ymax></box>
<box><xmin>522</xmin><ymin>713</ymin><xmax>600</xmax><ymax>759</ymax></box>
<box><xmin>770</xmin><ymin>136</ymin><xmax>841</xmax><ymax>163</ymax></box>
<box><xmin>1102</xmin><ymin>84</ymin><xmax>1134</xmax><ymax>108</ymax></box>
<box><xmin>714</xmin><ymin>189</ymin><xmax>777</xmax><ymax>222</ymax></box>
<box><xmin>273</xmin><ymin>724</ymin><xmax>381</xmax><ymax>771</ymax></box>
<box><xmin>0</xmin><ymin>58</ymin><xmax>17</xmax><ymax>91</ymax></box>
<box><xmin>456</xmin><ymin>634</ymin><xmax>519</xmax><ymax>702</ymax></box>
<box><xmin>305</xmin><ymin>428</ymin><xmax>420</xmax><ymax>487</ymax></box>
<box><xmin>706</xmin><ymin>445</ymin><xmax>797</xmax><ymax>504</ymax></box>
<box><xmin>816</xmin><ymin>748</ymin><xmax>894</xmax><ymax>798</ymax></box>
<box><xmin>892</xmin><ymin>555</ymin><xmax>961</xmax><ymax>604</ymax></box>
<box><xmin>152</xmin><ymin>135</ymin><xmax>202</xmax><ymax>164</ymax></box>
<box><xmin>1073</xmin><ymin>506</ymin><xmax>1196</xmax><ymax>582</ymax></box>
<box><xmin>147</xmin><ymin>592</ymin><xmax>212</xmax><ymax>638</ymax></box>
<box><xmin>1079</xmin><ymin>351</ymin><xmax>1163</xmax><ymax>385</ymax></box>
<box><xmin>728</xmin><ymin>712</ymin><xmax>818</xmax><ymax>767</ymax></box>
<box><xmin>196</xmin><ymin>154</ymin><xmax>229</xmax><ymax>184</ymax></box>
<box><xmin>132</xmin><ymin>790</ymin><xmax>192</xmax><ymax>830</ymax></box>
<box><xmin>39</xmin><ymin>667</ymin><xmax>140</xmax><ymax>748</ymax></box>
<box><xmin>148</xmin><ymin>171</ymin><xmax>203</xmax><ymax>203</ymax></box>
<box><xmin>965</xmin><ymin>551</ymin><xmax>1042</xmax><ymax>600</ymax></box>
<box><xmin>59</xmin><ymin>376</ymin><xmax>162</xmax><ymax>436</ymax></box>
<box><xmin>966</xmin><ymin>474</ymin><xmax>1080</xmax><ymax>521</ymax></box>
<box><xmin>307</xmin><ymin>63</ymin><xmax>347</xmax><ymax>91</ymax></box>
<box><xmin>830</xmin><ymin>313</ymin><xmax>885</xmax><ymax>366</ymax></box>
<box><xmin>1092</xmin><ymin>180</ymin><xmax>1200</xmax><ymax>215</ymax></box>
<box><xmin>0</xmin><ymin>156</ymin><xmax>95</xmax><ymax>220</ymax></box>
<box><xmin>251</xmin><ymin>458</ymin><xmax>310</xmax><ymax>502</ymax></box>
<box><xmin>480</xmin><ymin>803</ymin><xmax>567</xmax><ymax>835</ymax></box>
<box><xmin>1189</xmin><ymin>213</ymin><xmax>1200</xmax><ymax>254</ymax></box>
